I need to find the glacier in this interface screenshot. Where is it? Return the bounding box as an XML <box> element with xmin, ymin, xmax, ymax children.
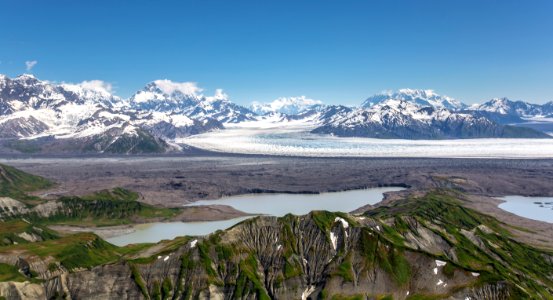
<box><xmin>180</xmin><ymin>122</ymin><xmax>553</xmax><ymax>158</ymax></box>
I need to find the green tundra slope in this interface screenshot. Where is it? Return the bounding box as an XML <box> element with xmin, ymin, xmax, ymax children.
<box><xmin>0</xmin><ymin>163</ymin><xmax>181</xmax><ymax>226</ymax></box>
<box><xmin>0</xmin><ymin>163</ymin><xmax>53</xmax><ymax>205</ymax></box>
<box><xmin>0</xmin><ymin>190</ymin><xmax>550</xmax><ymax>299</ymax></box>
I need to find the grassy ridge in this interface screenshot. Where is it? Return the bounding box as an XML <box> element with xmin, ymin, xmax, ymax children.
<box><xmin>0</xmin><ymin>164</ymin><xmax>181</xmax><ymax>226</ymax></box>
<box><xmin>0</xmin><ymin>163</ymin><xmax>53</xmax><ymax>204</ymax></box>
<box><xmin>0</xmin><ymin>263</ymin><xmax>28</xmax><ymax>282</ymax></box>
<box><xmin>0</xmin><ymin>190</ymin><xmax>551</xmax><ymax>298</ymax></box>
<box><xmin>0</xmin><ymin>220</ymin><xmax>59</xmax><ymax>246</ymax></box>
<box><xmin>366</xmin><ymin>190</ymin><xmax>553</xmax><ymax>298</ymax></box>
<box><xmin>0</xmin><ymin>232</ymin><xmax>137</xmax><ymax>272</ymax></box>
<box><xmin>40</xmin><ymin>188</ymin><xmax>180</xmax><ymax>226</ymax></box>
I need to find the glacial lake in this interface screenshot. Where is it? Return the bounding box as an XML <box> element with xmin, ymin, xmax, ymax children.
<box><xmin>498</xmin><ymin>196</ymin><xmax>553</xmax><ymax>223</ymax></box>
<box><xmin>106</xmin><ymin>187</ymin><xmax>403</xmax><ymax>246</ymax></box>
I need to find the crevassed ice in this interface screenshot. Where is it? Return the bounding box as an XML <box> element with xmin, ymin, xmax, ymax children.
<box><xmin>180</xmin><ymin>126</ymin><xmax>553</xmax><ymax>158</ymax></box>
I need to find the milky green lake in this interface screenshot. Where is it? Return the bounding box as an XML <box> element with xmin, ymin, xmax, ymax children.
<box><xmin>106</xmin><ymin>187</ymin><xmax>404</xmax><ymax>246</ymax></box>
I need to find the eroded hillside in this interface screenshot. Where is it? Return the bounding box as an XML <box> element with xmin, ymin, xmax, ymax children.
<box><xmin>0</xmin><ymin>190</ymin><xmax>552</xmax><ymax>299</ymax></box>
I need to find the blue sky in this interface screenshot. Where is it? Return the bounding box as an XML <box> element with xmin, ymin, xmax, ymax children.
<box><xmin>1</xmin><ymin>0</ymin><xmax>552</xmax><ymax>105</ymax></box>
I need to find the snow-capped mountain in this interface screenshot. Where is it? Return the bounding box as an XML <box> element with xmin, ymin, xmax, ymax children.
<box><xmin>362</xmin><ymin>89</ymin><xmax>467</xmax><ymax>111</ymax></box>
<box><xmin>312</xmin><ymin>99</ymin><xmax>548</xmax><ymax>139</ymax></box>
<box><xmin>0</xmin><ymin>75</ymin><xmax>233</xmax><ymax>153</ymax></box>
<box><xmin>251</xmin><ymin>96</ymin><xmax>325</xmax><ymax>115</ymax></box>
<box><xmin>129</xmin><ymin>80</ymin><xmax>256</xmax><ymax>124</ymax></box>
<box><xmin>0</xmin><ymin>74</ymin><xmax>123</xmax><ymax>140</ymax></box>
<box><xmin>0</xmin><ymin>74</ymin><xmax>119</xmax><ymax>114</ymax></box>
<box><xmin>468</xmin><ymin>97</ymin><xmax>553</xmax><ymax>119</ymax></box>
<box><xmin>0</xmin><ymin>73</ymin><xmax>551</xmax><ymax>154</ymax></box>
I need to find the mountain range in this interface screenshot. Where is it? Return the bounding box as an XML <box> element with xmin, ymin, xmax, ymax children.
<box><xmin>0</xmin><ymin>74</ymin><xmax>551</xmax><ymax>153</ymax></box>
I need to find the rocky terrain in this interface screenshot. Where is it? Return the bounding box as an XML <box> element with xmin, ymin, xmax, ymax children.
<box><xmin>0</xmin><ymin>74</ymin><xmax>250</xmax><ymax>154</ymax></box>
<box><xmin>311</xmin><ymin>89</ymin><xmax>552</xmax><ymax>139</ymax></box>
<box><xmin>0</xmin><ymin>189</ymin><xmax>552</xmax><ymax>299</ymax></box>
<box><xmin>6</xmin><ymin>155</ymin><xmax>553</xmax><ymax>207</ymax></box>
<box><xmin>0</xmin><ymin>158</ymin><xmax>552</xmax><ymax>299</ymax></box>
<box><xmin>311</xmin><ymin>99</ymin><xmax>548</xmax><ymax>139</ymax></box>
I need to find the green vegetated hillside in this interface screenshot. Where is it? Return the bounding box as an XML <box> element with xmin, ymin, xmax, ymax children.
<box><xmin>40</xmin><ymin>188</ymin><xmax>180</xmax><ymax>226</ymax></box>
<box><xmin>0</xmin><ymin>163</ymin><xmax>53</xmax><ymax>205</ymax></box>
<box><xmin>0</xmin><ymin>187</ymin><xmax>551</xmax><ymax>299</ymax></box>
<box><xmin>0</xmin><ymin>163</ymin><xmax>180</xmax><ymax>226</ymax></box>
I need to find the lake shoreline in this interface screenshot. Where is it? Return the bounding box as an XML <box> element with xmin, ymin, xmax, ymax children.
<box><xmin>103</xmin><ymin>187</ymin><xmax>404</xmax><ymax>245</ymax></box>
<box><xmin>496</xmin><ymin>195</ymin><xmax>553</xmax><ymax>224</ymax></box>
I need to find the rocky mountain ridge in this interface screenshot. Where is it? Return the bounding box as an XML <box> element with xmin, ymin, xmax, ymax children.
<box><xmin>0</xmin><ymin>189</ymin><xmax>551</xmax><ymax>299</ymax></box>
<box><xmin>362</xmin><ymin>89</ymin><xmax>467</xmax><ymax>111</ymax></box>
<box><xmin>0</xmin><ymin>75</ymin><xmax>238</xmax><ymax>153</ymax></box>
<box><xmin>311</xmin><ymin>99</ymin><xmax>550</xmax><ymax>139</ymax></box>
<box><xmin>1</xmin><ymin>74</ymin><xmax>552</xmax><ymax>154</ymax></box>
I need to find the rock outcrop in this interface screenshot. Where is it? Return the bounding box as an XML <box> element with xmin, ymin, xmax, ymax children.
<box><xmin>1</xmin><ymin>190</ymin><xmax>552</xmax><ymax>299</ymax></box>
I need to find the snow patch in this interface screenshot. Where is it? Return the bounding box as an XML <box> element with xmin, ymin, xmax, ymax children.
<box><xmin>435</xmin><ymin>260</ymin><xmax>447</xmax><ymax>267</ymax></box>
<box><xmin>334</xmin><ymin>217</ymin><xmax>349</xmax><ymax>228</ymax></box>
<box><xmin>329</xmin><ymin>232</ymin><xmax>338</xmax><ymax>250</ymax></box>
<box><xmin>301</xmin><ymin>285</ymin><xmax>316</xmax><ymax>300</ymax></box>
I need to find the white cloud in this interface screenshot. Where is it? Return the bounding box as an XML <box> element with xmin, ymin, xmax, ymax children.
<box><xmin>206</xmin><ymin>88</ymin><xmax>228</xmax><ymax>102</ymax></box>
<box><xmin>79</xmin><ymin>80</ymin><xmax>113</xmax><ymax>93</ymax></box>
<box><xmin>61</xmin><ymin>80</ymin><xmax>114</xmax><ymax>96</ymax></box>
<box><xmin>148</xmin><ymin>79</ymin><xmax>227</xmax><ymax>102</ymax></box>
<box><xmin>153</xmin><ymin>79</ymin><xmax>202</xmax><ymax>96</ymax></box>
<box><xmin>25</xmin><ymin>60</ymin><xmax>37</xmax><ymax>71</ymax></box>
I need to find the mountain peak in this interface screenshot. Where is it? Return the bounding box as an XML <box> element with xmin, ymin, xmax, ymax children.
<box><xmin>205</xmin><ymin>89</ymin><xmax>229</xmax><ymax>103</ymax></box>
<box><xmin>130</xmin><ymin>80</ymin><xmax>203</xmax><ymax>106</ymax></box>
<box><xmin>251</xmin><ymin>96</ymin><xmax>324</xmax><ymax>115</ymax></box>
<box><xmin>147</xmin><ymin>79</ymin><xmax>202</xmax><ymax>97</ymax></box>
<box><xmin>16</xmin><ymin>73</ymin><xmax>37</xmax><ymax>80</ymax></box>
<box><xmin>363</xmin><ymin>89</ymin><xmax>466</xmax><ymax>110</ymax></box>
<box><xmin>13</xmin><ymin>74</ymin><xmax>39</xmax><ymax>85</ymax></box>
<box><xmin>489</xmin><ymin>97</ymin><xmax>511</xmax><ymax>103</ymax></box>
<box><xmin>468</xmin><ymin>97</ymin><xmax>552</xmax><ymax>117</ymax></box>
<box><xmin>396</xmin><ymin>88</ymin><xmax>437</xmax><ymax>97</ymax></box>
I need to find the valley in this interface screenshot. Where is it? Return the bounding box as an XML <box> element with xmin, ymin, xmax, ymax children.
<box><xmin>2</xmin><ymin>70</ymin><xmax>553</xmax><ymax>300</ymax></box>
<box><xmin>3</xmin><ymin>2</ymin><xmax>553</xmax><ymax>299</ymax></box>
